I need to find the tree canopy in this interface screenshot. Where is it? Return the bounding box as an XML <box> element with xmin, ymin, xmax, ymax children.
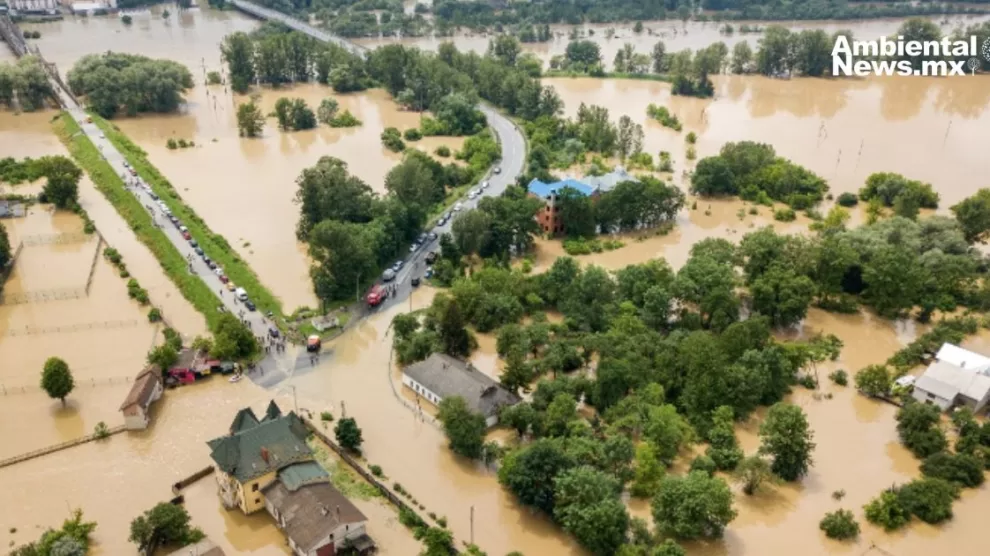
<box><xmin>67</xmin><ymin>52</ymin><xmax>194</xmax><ymax>118</ymax></box>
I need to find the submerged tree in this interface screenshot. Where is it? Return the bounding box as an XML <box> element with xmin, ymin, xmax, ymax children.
<box><xmin>41</xmin><ymin>357</ymin><xmax>75</xmax><ymax>406</ymax></box>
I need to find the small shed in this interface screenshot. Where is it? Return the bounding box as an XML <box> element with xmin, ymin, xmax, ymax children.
<box><xmin>120</xmin><ymin>365</ymin><xmax>163</xmax><ymax>430</ymax></box>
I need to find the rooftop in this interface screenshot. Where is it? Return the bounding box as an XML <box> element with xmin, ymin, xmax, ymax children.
<box><xmin>916</xmin><ymin>360</ymin><xmax>990</xmax><ymax>402</ymax></box>
<box><xmin>403</xmin><ymin>353</ymin><xmax>521</xmax><ymax>418</ymax></box>
<box><xmin>527</xmin><ymin>178</ymin><xmax>596</xmax><ymax>198</ymax></box>
<box><xmin>119</xmin><ymin>365</ymin><xmax>161</xmax><ymax>411</ymax></box>
<box><xmin>207</xmin><ymin>402</ymin><xmax>311</xmax><ymax>483</ymax></box>
<box><xmin>935</xmin><ymin>343</ymin><xmax>990</xmax><ymax>374</ymax></box>
<box><xmin>166</xmin><ymin>538</ymin><xmax>225</xmax><ymax>556</ymax></box>
<box><xmin>277</xmin><ymin>461</ymin><xmax>330</xmax><ymax>491</ymax></box>
<box><xmin>262</xmin><ymin>478</ymin><xmax>367</xmax><ymax>554</ymax></box>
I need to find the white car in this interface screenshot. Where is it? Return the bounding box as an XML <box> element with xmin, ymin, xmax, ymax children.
<box><xmin>467</xmin><ymin>190</ymin><xmax>478</xmax><ymax>200</ymax></box>
<box><xmin>481</xmin><ymin>181</ymin><xmax>489</xmax><ymax>190</ymax></box>
<box><xmin>453</xmin><ymin>202</ymin><xmax>463</xmax><ymax>212</ymax></box>
<box><xmin>214</xmin><ymin>267</ymin><xmax>225</xmax><ymax>277</ymax></box>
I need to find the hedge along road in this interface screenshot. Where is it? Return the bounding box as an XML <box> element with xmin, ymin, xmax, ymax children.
<box><xmin>229</xmin><ymin>1</ymin><xmax>529</xmax><ymax>312</ymax></box>
<box><xmin>59</xmin><ymin>106</ymin><xmax>277</xmax><ymax>339</ymax></box>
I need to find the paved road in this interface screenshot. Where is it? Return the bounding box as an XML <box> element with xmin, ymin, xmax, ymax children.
<box><xmin>62</xmin><ymin>104</ymin><xmax>276</xmax><ymax>339</ymax></box>
<box><xmin>226</xmin><ymin>0</ymin><xmax>529</xmax><ymax>313</ymax></box>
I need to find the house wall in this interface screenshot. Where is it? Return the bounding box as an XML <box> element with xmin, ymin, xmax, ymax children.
<box><xmin>402</xmin><ymin>374</ymin><xmax>443</xmax><ymax>408</ymax></box>
<box><xmin>238</xmin><ymin>470</ymin><xmax>277</xmax><ymax>514</ymax></box>
<box><xmin>306</xmin><ymin>522</ymin><xmax>368</xmax><ymax>555</ymax></box>
<box><xmin>911</xmin><ymin>388</ymin><xmax>955</xmax><ymax>411</ymax></box>
<box><xmin>485</xmin><ymin>414</ymin><xmax>498</xmax><ymax>428</ymax></box>
<box><xmin>122</xmin><ymin>407</ymin><xmax>148</xmax><ymax>430</ymax></box>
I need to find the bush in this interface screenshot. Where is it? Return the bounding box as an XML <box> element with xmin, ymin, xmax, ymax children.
<box><xmin>920</xmin><ymin>452</ymin><xmax>985</xmax><ymax>488</ymax></box>
<box><xmin>370</xmin><ymin>464</ymin><xmax>384</xmax><ymax>477</ymax></box>
<box><xmin>897</xmin><ymin>478</ymin><xmax>958</xmax><ymax>524</ymax></box>
<box><xmin>381</xmin><ymin>127</ymin><xmax>406</xmax><ymax>152</ymax></box>
<box><xmin>897</xmin><ymin>402</ymin><xmax>947</xmax><ymax>459</ymax></box>
<box><xmin>773</xmin><ymin>207</ymin><xmax>796</xmax><ymax>222</ymax></box>
<box><xmin>147</xmin><ymin>307</ymin><xmax>162</xmax><ymax>322</ymax></box>
<box><xmin>328</xmin><ymin>110</ymin><xmax>361</xmax><ymax>128</ymax></box>
<box><xmin>122</xmin><ymin>14</ymin><xmax>133</xmax><ymax>24</ymax></box>
<box><xmin>93</xmin><ymin>421</ymin><xmax>111</xmax><ymax>439</ymax></box>
<box><xmin>206</xmin><ymin>71</ymin><xmax>222</xmax><ymax>85</ymax></box>
<box><xmin>434</xmin><ymin>145</ymin><xmax>451</xmax><ymax>157</ymax></box>
<box><xmin>686</xmin><ymin>131</ymin><xmax>698</xmax><ymax>144</ymax></box>
<box><xmin>320</xmin><ymin>411</ymin><xmax>334</xmax><ymax>422</ymax></box>
<box><xmin>689</xmin><ymin>455</ymin><xmax>717</xmax><ymax>477</ymax></box>
<box><xmin>166</xmin><ymin>138</ymin><xmax>178</xmax><ymax>150</ymax></box>
<box><xmin>828</xmin><ymin>369</ymin><xmax>848</xmax><ymax>386</ymax></box>
<box><xmin>104</xmin><ymin>246</ymin><xmax>122</xmax><ymax>264</ymax></box>
<box><xmin>403</xmin><ymin>128</ymin><xmax>423</xmax><ymax>141</ymax></box>
<box><xmin>864</xmin><ymin>490</ymin><xmax>910</xmax><ymax>531</ymax></box>
<box><xmin>819</xmin><ymin>509</ymin><xmax>859</xmax><ymax>540</ymax></box>
<box><xmin>836</xmin><ymin>192</ymin><xmax>858</xmax><ymax>207</ymax></box>
<box><xmin>686</xmin><ymin>146</ymin><xmax>697</xmax><ymax>160</ymax></box>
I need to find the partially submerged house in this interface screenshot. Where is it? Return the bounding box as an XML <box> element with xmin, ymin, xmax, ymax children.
<box><xmin>119</xmin><ymin>365</ymin><xmax>163</xmax><ymax>430</ymax></box>
<box><xmin>402</xmin><ymin>353</ymin><xmax>521</xmax><ymax>427</ymax></box>
<box><xmin>263</xmin><ymin>462</ymin><xmax>371</xmax><ymax>556</ymax></box>
<box><xmin>912</xmin><ymin>343</ymin><xmax>990</xmax><ymax>412</ymax></box>
<box><xmin>526</xmin><ymin>167</ymin><xmax>640</xmax><ymax>235</ymax></box>
<box><xmin>166</xmin><ymin>538</ymin><xmax>225</xmax><ymax>556</ymax></box>
<box><xmin>207</xmin><ymin>402</ymin><xmax>375</xmax><ymax>556</ymax></box>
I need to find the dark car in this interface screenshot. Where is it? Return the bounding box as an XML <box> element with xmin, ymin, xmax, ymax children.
<box><xmin>427</xmin><ymin>231</ymin><xmax>438</xmax><ymax>241</ymax></box>
<box><xmin>269</xmin><ymin>327</ymin><xmax>280</xmax><ymax>339</ymax></box>
<box><xmin>169</xmin><ymin>215</ymin><xmax>179</xmax><ymax>225</ymax></box>
<box><xmin>417</xmin><ymin>233</ymin><xmax>427</xmax><ymax>244</ymax></box>
<box><xmin>149</xmin><ymin>193</ymin><xmax>159</xmax><ymax>201</ymax></box>
<box><xmin>245</xmin><ymin>300</ymin><xmax>257</xmax><ymax>311</ymax></box>
<box><xmin>425</xmin><ymin>251</ymin><xmax>437</xmax><ymax>264</ymax></box>
<box><xmin>411</xmin><ymin>276</ymin><xmax>421</xmax><ymax>287</ymax></box>
<box><xmin>207</xmin><ymin>260</ymin><xmax>217</xmax><ymax>270</ymax></box>
<box><xmin>194</xmin><ymin>247</ymin><xmax>204</xmax><ymax>257</ymax></box>
<box><xmin>189</xmin><ymin>240</ymin><xmax>198</xmax><ymax>248</ymax></box>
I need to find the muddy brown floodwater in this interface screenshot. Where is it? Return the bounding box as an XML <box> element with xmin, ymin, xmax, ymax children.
<box><xmin>355</xmin><ymin>14</ymin><xmax>990</xmax><ymax>70</ymax></box>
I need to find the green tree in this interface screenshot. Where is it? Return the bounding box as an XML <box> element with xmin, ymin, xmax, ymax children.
<box><xmin>555</xmin><ymin>186</ymin><xmax>596</xmax><ymax>238</ymax></box>
<box><xmin>616</xmin><ymin>115</ymin><xmax>643</xmax><ymax>161</ymax></box>
<box><xmin>236</xmin><ymin>100</ymin><xmax>265</xmax><ymax>138</ymax></box>
<box><xmin>690</xmin><ymin>156</ymin><xmax>736</xmax><ymax>197</ymax></box>
<box><xmin>553</xmin><ymin>466</ymin><xmax>629</xmax><ymax>555</ymax></box>
<box><xmin>854</xmin><ymin>364</ymin><xmax>892</xmax><ymax>397</ymax></box>
<box><xmin>819</xmin><ymin>509</ymin><xmax>859</xmax><ymax>540</ymax></box>
<box><xmin>147</xmin><ymin>344</ymin><xmax>178</xmax><ymax>370</ymax></box>
<box><xmin>452</xmin><ymin>209</ymin><xmax>493</xmax><ymax>256</ymax></box>
<box><xmin>951</xmin><ymin>189</ymin><xmax>990</xmax><ymax>243</ymax></box>
<box><xmin>793</xmin><ymin>29</ymin><xmax>831</xmax><ymax>76</ymax></box>
<box><xmin>67</xmin><ymin>53</ymin><xmax>194</xmax><ymax>118</ymax></box>
<box><xmin>730</xmin><ymin>41</ymin><xmax>753</xmax><ymax>73</ymax></box>
<box><xmin>498</xmin><ymin>438</ymin><xmax>576</xmax><ymax>514</ymax></box>
<box><xmin>334</xmin><ymin>417</ymin><xmax>363</xmax><ymax>452</ymax></box>
<box><xmin>896</xmin><ymin>402</ymin><xmax>947</xmax><ymax>459</ymax></box>
<box><xmin>41</xmin><ymin>357</ymin><xmax>74</xmax><ymax>406</ymax></box>
<box><xmin>500</xmin><ymin>349</ymin><xmax>533</xmax><ymax>395</ymax></box>
<box><xmin>733</xmin><ymin>455</ymin><xmax>775</xmax><ymax>495</ymax></box>
<box><xmin>864</xmin><ymin>489</ymin><xmax>910</xmax><ymax>531</ymax></box>
<box><xmin>897</xmin><ymin>478</ymin><xmax>957</xmax><ymax>524</ymax></box>
<box><xmin>758</xmin><ymin>403</ymin><xmax>814</xmax><ymax>481</ymax></box>
<box><xmin>211</xmin><ymin>313</ymin><xmax>258</xmax><ymax>360</ymax></box>
<box><xmin>317</xmin><ymin>97</ymin><xmax>340</xmax><ymax>125</ymax></box>
<box><xmin>0</xmin><ymin>222</ymin><xmax>10</xmax><ymax>270</ymax></box>
<box><xmin>500</xmin><ymin>402</ymin><xmax>537</xmax><ymax>438</ymax></box>
<box><xmin>749</xmin><ymin>265</ymin><xmax>815</xmax><ymax>327</ymax></box>
<box><xmin>437</xmin><ymin>396</ymin><xmax>486</xmax><ymax>459</ymax></box>
<box><xmin>651</xmin><ymin>41</ymin><xmax>667</xmax><ymax>73</ymax></box>
<box><xmin>128</xmin><ymin>503</ymin><xmax>201</xmax><ymax>549</ymax></box>
<box><xmin>755</xmin><ymin>25</ymin><xmax>794</xmax><ymax>76</ymax></box>
<box><xmin>439</xmin><ymin>299</ymin><xmax>472</xmax><ymax>357</ymax></box>
<box><xmin>651</xmin><ymin>471</ymin><xmax>736</xmax><ymax>540</ymax></box>
<box><xmin>39</xmin><ymin>156</ymin><xmax>82</xmax><ymax>209</ymax></box>
<box><xmin>273</xmin><ymin>97</ymin><xmax>293</xmax><ymax>130</ymax></box>
<box><xmin>919</xmin><ymin>452</ymin><xmax>985</xmax><ymax>488</ymax></box>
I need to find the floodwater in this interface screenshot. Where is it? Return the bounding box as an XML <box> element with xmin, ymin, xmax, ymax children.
<box><xmin>354</xmin><ymin>14</ymin><xmax>990</xmax><ymax>70</ymax></box>
<box><xmin>113</xmin><ymin>84</ymin><xmax>466</xmax><ymax>312</ymax></box>
<box><xmin>546</xmin><ymin>75</ymin><xmax>990</xmax><ymax>208</ymax></box>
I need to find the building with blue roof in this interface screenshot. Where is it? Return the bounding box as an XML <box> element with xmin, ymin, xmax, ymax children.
<box><xmin>526</xmin><ymin>167</ymin><xmax>639</xmax><ymax>235</ymax></box>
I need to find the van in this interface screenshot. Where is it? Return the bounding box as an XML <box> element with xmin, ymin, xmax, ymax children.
<box><xmin>382</xmin><ymin>268</ymin><xmax>396</xmax><ymax>282</ymax></box>
<box><xmin>235</xmin><ymin>287</ymin><xmax>248</xmax><ymax>301</ymax></box>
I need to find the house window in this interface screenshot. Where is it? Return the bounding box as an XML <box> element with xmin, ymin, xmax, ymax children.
<box><xmin>252</xmin><ymin>483</ymin><xmax>259</xmax><ymax>492</ymax></box>
<box><xmin>927</xmin><ymin>393</ymin><xmax>936</xmax><ymax>400</ymax></box>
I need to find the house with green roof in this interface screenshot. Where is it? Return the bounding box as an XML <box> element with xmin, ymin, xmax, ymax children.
<box><xmin>207</xmin><ymin>401</ymin><xmax>312</xmax><ymax>514</ymax></box>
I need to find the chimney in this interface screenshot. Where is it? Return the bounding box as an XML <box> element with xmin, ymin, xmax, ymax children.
<box><xmin>260</xmin><ymin>447</ymin><xmax>270</xmax><ymax>464</ymax></box>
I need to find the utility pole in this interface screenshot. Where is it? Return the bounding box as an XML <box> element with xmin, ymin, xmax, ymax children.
<box><xmin>470</xmin><ymin>506</ymin><xmax>474</xmax><ymax>545</ymax></box>
<box><xmin>341</xmin><ymin>400</ymin><xmax>347</xmax><ymax>418</ymax></box>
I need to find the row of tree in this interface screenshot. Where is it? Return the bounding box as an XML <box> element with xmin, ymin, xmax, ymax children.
<box><xmin>553</xmin><ymin>176</ymin><xmax>685</xmax><ymax>239</ymax></box>
<box><xmin>0</xmin><ymin>155</ymin><xmax>82</xmax><ymax>209</ymax></box>
<box><xmin>0</xmin><ymin>56</ymin><xmax>54</xmax><ymax>112</ymax></box>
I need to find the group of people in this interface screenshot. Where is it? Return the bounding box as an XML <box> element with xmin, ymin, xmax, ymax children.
<box><xmin>260</xmin><ymin>334</ymin><xmax>287</xmax><ymax>354</ymax></box>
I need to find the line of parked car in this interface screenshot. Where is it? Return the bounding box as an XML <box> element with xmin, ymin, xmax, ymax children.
<box><xmin>127</xmin><ymin>165</ymin><xmax>258</xmax><ymax>313</ymax></box>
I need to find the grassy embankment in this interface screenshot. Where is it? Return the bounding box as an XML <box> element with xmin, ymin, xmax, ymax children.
<box><xmin>87</xmin><ymin>113</ymin><xmax>286</xmax><ymax>324</ymax></box>
<box><xmin>53</xmin><ymin>112</ymin><xmax>222</xmax><ymax>330</ymax></box>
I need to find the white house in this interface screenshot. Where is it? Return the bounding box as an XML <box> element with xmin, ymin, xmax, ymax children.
<box><xmin>119</xmin><ymin>365</ymin><xmax>163</xmax><ymax>430</ymax></box>
<box><xmin>911</xmin><ymin>343</ymin><xmax>990</xmax><ymax>412</ymax></box>
<box><xmin>402</xmin><ymin>353</ymin><xmax>521</xmax><ymax>427</ymax></box>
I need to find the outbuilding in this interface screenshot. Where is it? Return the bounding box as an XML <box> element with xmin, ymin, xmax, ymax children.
<box><xmin>119</xmin><ymin>365</ymin><xmax>163</xmax><ymax>430</ymax></box>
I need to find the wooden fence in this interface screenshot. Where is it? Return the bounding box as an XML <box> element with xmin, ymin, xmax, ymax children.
<box><xmin>0</xmin><ymin>425</ymin><xmax>125</xmax><ymax>469</ymax></box>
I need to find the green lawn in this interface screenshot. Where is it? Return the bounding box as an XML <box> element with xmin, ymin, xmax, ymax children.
<box><xmin>87</xmin><ymin>113</ymin><xmax>286</xmax><ymax>325</ymax></box>
<box><xmin>53</xmin><ymin>112</ymin><xmax>222</xmax><ymax>330</ymax></box>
